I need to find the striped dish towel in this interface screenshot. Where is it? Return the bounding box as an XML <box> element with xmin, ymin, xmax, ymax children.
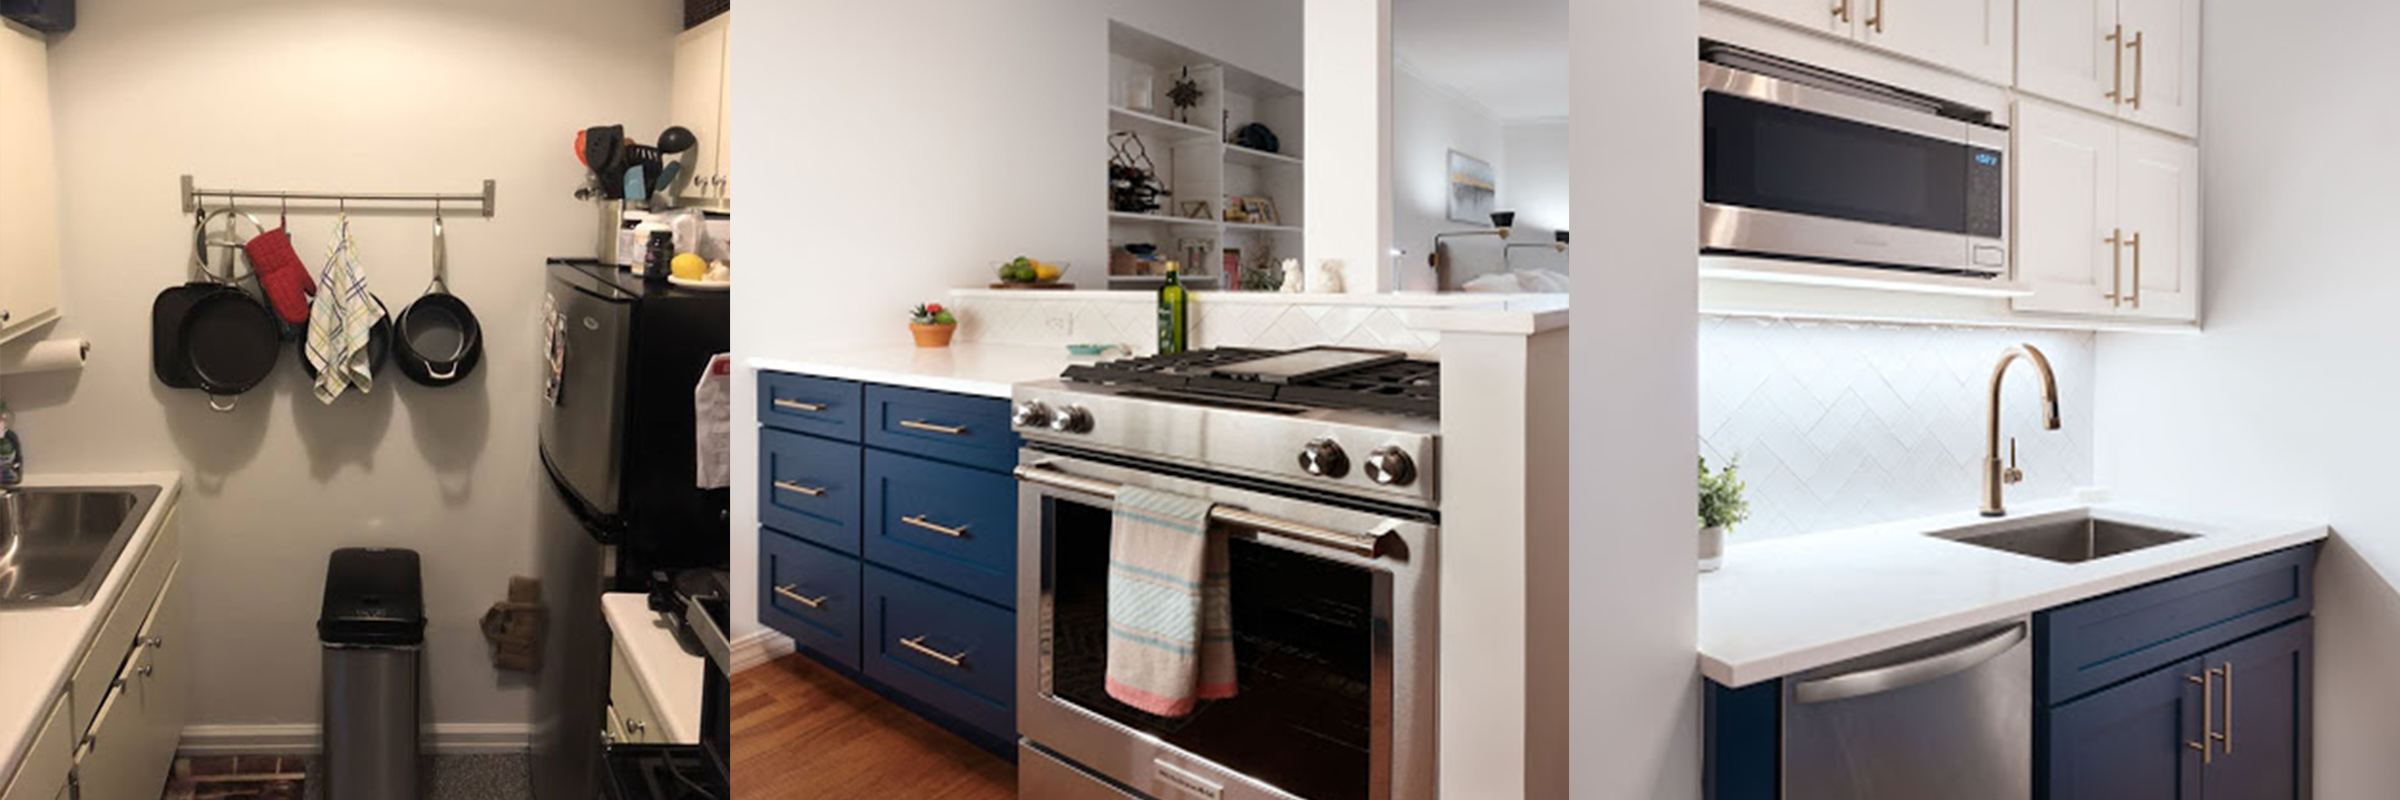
<box><xmin>305</xmin><ymin>215</ymin><xmax>377</xmax><ymax>403</ymax></box>
<box><xmin>1105</xmin><ymin>486</ymin><xmax>1236</xmax><ymax>717</ymax></box>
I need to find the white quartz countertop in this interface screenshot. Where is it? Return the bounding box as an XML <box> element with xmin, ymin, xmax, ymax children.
<box><xmin>603</xmin><ymin>593</ymin><xmax>703</xmax><ymax>744</ymax></box>
<box><xmin>1697</xmin><ymin>498</ymin><xmax>2329</xmax><ymax>688</ymax></box>
<box><xmin>750</xmin><ymin>343</ymin><xmax>1086</xmax><ymax>398</ymax></box>
<box><xmin>0</xmin><ymin>472</ymin><xmax>183</xmax><ymax>783</ymax></box>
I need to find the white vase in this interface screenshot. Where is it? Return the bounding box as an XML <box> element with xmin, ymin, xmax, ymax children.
<box><xmin>1699</xmin><ymin>526</ymin><xmax>1727</xmax><ymax>573</ymax></box>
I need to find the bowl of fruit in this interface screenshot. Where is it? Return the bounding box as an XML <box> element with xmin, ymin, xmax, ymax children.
<box><xmin>994</xmin><ymin>256</ymin><xmax>1070</xmax><ymax>288</ymax></box>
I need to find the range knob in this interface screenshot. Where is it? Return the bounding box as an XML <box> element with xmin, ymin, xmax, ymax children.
<box><xmin>1298</xmin><ymin>438</ymin><xmax>1350</xmax><ymax>478</ymax></box>
<box><xmin>1365</xmin><ymin>446</ymin><xmax>1418</xmax><ymax>487</ymax></box>
<box><xmin>1048</xmin><ymin>405</ymin><xmax>1094</xmax><ymax>434</ymax></box>
<box><xmin>1012</xmin><ymin>401</ymin><xmax>1052</xmax><ymax>429</ymax></box>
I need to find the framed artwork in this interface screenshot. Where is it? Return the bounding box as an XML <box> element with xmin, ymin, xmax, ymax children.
<box><xmin>1448</xmin><ymin>149</ymin><xmax>1497</xmax><ymax>223</ymax></box>
<box><xmin>1223</xmin><ymin>195</ymin><xmax>1252</xmax><ymax>223</ymax></box>
<box><xmin>1244</xmin><ymin>197</ymin><xmax>1280</xmax><ymax>226</ymax></box>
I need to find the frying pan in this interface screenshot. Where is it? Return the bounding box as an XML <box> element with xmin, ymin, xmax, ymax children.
<box><xmin>298</xmin><ymin>294</ymin><xmax>393</xmax><ymax>381</ymax></box>
<box><xmin>394</xmin><ymin>206</ymin><xmax>483</xmax><ymax>387</ymax></box>
<box><xmin>178</xmin><ymin>207</ymin><xmax>282</xmax><ymax>411</ymax></box>
<box><xmin>152</xmin><ymin>208</ymin><xmax>231</xmax><ymax>388</ymax></box>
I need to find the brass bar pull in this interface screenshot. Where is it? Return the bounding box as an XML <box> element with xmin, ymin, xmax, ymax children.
<box><xmin>2106</xmin><ymin>24</ymin><xmax>2125</xmax><ymax>103</ymax></box>
<box><xmin>899</xmin><ymin>420</ymin><xmax>969</xmax><ymax>436</ymax></box>
<box><xmin>1832</xmin><ymin>0</ymin><xmax>1851</xmax><ymax>23</ymax></box>
<box><xmin>773</xmin><ymin>480</ymin><xmax>827</xmax><ymax>498</ymax></box>
<box><xmin>899</xmin><ymin>635</ymin><xmax>969</xmax><ymax>668</ymax></box>
<box><xmin>2188</xmin><ymin>669</ymin><xmax>2214</xmax><ymax>765</ymax></box>
<box><xmin>901</xmin><ymin>515</ymin><xmax>969</xmax><ymax>538</ymax></box>
<box><xmin>2104</xmin><ymin>229</ymin><xmax>2124</xmax><ymax>306</ymax></box>
<box><xmin>1866</xmin><ymin>0</ymin><xmax>1884</xmax><ymax>32</ymax></box>
<box><xmin>773</xmin><ymin>585</ymin><xmax>829</xmax><ymax>610</ymax></box>
<box><xmin>2219</xmin><ymin>661</ymin><xmax>2235</xmax><ymax>755</ymax></box>
<box><xmin>2126</xmin><ymin>232</ymin><xmax>2144</xmax><ymax>309</ymax></box>
<box><xmin>773</xmin><ymin>398</ymin><xmax>828</xmax><ymax>413</ymax></box>
<box><xmin>2127</xmin><ymin>31</ymin><xmax>2146</xmax><ymax>109</ymax></box>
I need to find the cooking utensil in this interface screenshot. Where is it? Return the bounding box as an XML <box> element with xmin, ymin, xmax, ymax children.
<box><xmin>574</xmin><ymin>129</ymin><xmax>589</xmax><ymax>166</ymax></box>
<box><xmin>394</xmin><ymin>205</ymin><xmax>483</xmax><ymax>387</ymax></box>
<box><xmin>657</xmin><ymin>126</ymin><xmax>697</xmax><ymax>154</ymax></box>
<box><xmin>583</xmin><ymin>125</ymin><xmax>625</xmax><ymax>198</ymax></box>
<box><xmin>176</xmin><ymin>206</ymin><xmax>282</xmax><ymax>411</ymax></box>
<box><xmin>623</xmin><ymin>163</ymin><xmax>648</xmax><ymax>203</ymax></box>
<box><xmin>651</xmin><ymin>160</ymin><xmax>683</xmax><ymax>196</ymax></box>
<box><xmin>151</xmin><ymin>208</ymin><xmax>227</xmax><ymax>389</ymax></box>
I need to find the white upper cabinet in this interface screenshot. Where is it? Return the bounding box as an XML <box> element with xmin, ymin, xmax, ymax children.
<box><xmin>0</xmin><ymin>21</ymin><xmax>60</xmax><ymax>345</ymax></box>
<box><xmin>671</xmin><ymin>12</ymin><xmax>731</xmax><ymax>209</ymax></box>
<box><xmin>2017</xmin><ymin>0</ymin><xmax>2200</xmax><ymax>138</ymax></box>
<box><xmin>2012</xmin><ymin>99</ymin><xmax>2200</xmax><ymax>323</ymax></box>
<box><xmin>1708</xmin><ymin>0</ymin><xmax>2012</xmax><ymax>83</ymax></box>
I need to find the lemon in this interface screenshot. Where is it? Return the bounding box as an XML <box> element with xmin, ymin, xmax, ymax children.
<box><xmin>1034</xmin><ymin>262</ymin><xmax>1064</xmax><ymax>282</ymax></box>
<box><xmin>671</xmin><ymin>253</ymin><xmax>708</xmax><ymax>281</ymax></box>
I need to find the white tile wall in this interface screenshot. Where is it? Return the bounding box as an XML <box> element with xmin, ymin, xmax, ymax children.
<box><xmin>953</xmin><ymin>295</ymin><xmax>1445</xmax><ymax>354</ymax></box>
<box><xmin>1699</xmin><ymin>316</ymin><xmax>2097</xmax><ymax>541</ymax></box>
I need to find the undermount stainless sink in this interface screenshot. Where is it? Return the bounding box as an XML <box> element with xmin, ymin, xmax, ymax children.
<box><xmin>1933</xmin><ymin>512</ymin><xmax>2199</xmax><ymax>564</ymax></box>
<box><xmin>0</xmin><ymin>486</ymin><xmax>162</xmax><ymax>607</ymax></box>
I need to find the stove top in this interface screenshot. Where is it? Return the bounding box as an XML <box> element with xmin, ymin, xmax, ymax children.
<box><xmin>1060</xmin><ymin>347</ymin><xmax>1440</xmax><ymax>418</ymax></box>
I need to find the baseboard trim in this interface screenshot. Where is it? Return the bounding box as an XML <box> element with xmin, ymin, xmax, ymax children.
<box><xmin>732</xmin><ymin>629</ymin><xmax>794</xmax><ymax>673</ymax></box>
<box><xmin>178</xmin><ymin>723</ymin><xmax>532</xmax><ymax>756</ymax></box>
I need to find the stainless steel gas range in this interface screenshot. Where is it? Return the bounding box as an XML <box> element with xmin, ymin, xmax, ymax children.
<box><xmin>1010</xmin><ymin>347</ymin><xmax>1441</xmax><ymax>800</ymax></box>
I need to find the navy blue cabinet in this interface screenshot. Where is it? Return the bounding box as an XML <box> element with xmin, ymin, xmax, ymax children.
<box><xmin>754</xmin><ymin>370</ymin><xmax>1021</xmax><ymax>754</ymax></box>
<box><xmin>2044</xmin><ymin>655</ymin><xmax>2206</xmax><ymax>800</ymax></box>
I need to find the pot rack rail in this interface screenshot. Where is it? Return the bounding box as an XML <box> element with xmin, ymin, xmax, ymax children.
<box><xmin>179</xmin><ymin>175</ymin><xmax>497</xmax><ymax>218</ymax></box>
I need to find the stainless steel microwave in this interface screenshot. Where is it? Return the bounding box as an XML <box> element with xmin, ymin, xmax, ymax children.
<box><xmin>1700</xmin><ymin>46</ymin><xmax>2009</xmax><ymax>277</ymax></box>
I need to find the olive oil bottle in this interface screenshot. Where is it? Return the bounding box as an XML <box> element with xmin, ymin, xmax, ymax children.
<box><xmin>1157</xmin><ymin>261</ymin><xmax>1189</xmax><ymax>354</ymax></box>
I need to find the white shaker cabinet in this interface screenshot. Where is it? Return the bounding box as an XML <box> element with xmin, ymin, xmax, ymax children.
<box><xmin>2018</xmin><ymin>0</ymin><xmax>2201</xmax><ymax>138</ymax></box>
<box><xmin>671</xmin><ymin>12</ymin><xmax>732</xmax><ymax>210</ymax></box>
<box><xmin>2013</xmin><ymin>99</ymin><xmax>2200</xmax><ymax>323</ymax></box>
<box><xmin>0</xmin><ymin>20</ymin><xmax>60</xmax><ymax>345</ymax></box>
<box><xmin>1707</xmin><ymin>0</ymin><xmax>2012</xmax><ymax>84</ymax></box>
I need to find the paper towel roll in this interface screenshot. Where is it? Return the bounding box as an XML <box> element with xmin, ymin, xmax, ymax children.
<box><xmin>0</xmin><ymin>339</ymin><xmax>90</xmax><ymax>376</ymax></box>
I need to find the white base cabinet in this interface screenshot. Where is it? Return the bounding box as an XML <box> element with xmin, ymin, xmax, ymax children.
<box><xmin>1707</xmin><ymin>0</ymin><xmax>2013</xmax><ymax>84</ymax></box>
<box><xmin>2017</xmin><ymin>0</ymin><xmax>2200</xmax><ymax>137</ymax></box>
<box><xmin>0</xmin><ymin>20</ymin><xmax>61</xmax><ymax>345</ymax></box>
<box><xmin>2013</xmin><ymin>99</ymin><xmax>2199</xmax><ymax>322</ymax></box>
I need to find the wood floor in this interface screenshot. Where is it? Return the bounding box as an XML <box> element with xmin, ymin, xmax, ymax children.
<box><xmin>733</xmin><ymin>654</ymin><xmax>1016</xmax><ymax>799</ymax></box>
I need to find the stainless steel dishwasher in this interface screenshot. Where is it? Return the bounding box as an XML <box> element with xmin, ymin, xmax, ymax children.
<box><xmin>1782</xmin><ymin>617</ymin><xmax>2031</xmax><ymax>800</ymax></box>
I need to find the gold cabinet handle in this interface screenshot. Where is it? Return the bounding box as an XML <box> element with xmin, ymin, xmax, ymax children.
<box><xmin>899</xmin><ymin>419</ymin><xmax>969</xmax><ymax>436</ymax></box>
<box><xmin>774</xmin><ymin>398</ymin><xmax>828</xmax><ymax>413</ymax></box>
<box><xmin>2103</xmin><ymin>229</ymin><xmax>2124</xmax><ymax>306</ymax></box>
<box><xmin>773</xmin><ymin>584</ymin><xmax>829</xmax><ymax>610</ymax></box>
<box><xmin>773</xmin><ymin>480</ymin><xmax>827</xmax><ymax>497</ymax></box>
<box><xmin>901</xmin><ymin>515</ymin><xmax>969</xmax><ymax>538</ymax></box>
<box><xmin>2106</xmin><ymin>24</ymin><xmax>2125</xmax><ymax>103</ymax></box>
<box><xmin>2126</xmin><ymin>30</ymin><xmax>2146</xmax><ymax>109</ymax></box>
<box><xmin>2218</xmin><ymin>661</ymin><xmax>2234</xmax><ymax>755</ymax></box>
<box><xmin>2187</xmin><ymin>669</ymin><xmax>2214</xmax><ymax>765</ymax></box>
<box><xmin>1832</xmin><ymin>0</ymin><xmax>1851</xmax><ymax>23</ymax></box>
<box><xmin>2125</xmin><ymin>232</ymin><xmax>2143</xmax><ymax>309</ymax></box>
<box><xmin>899</xmin><ymin>635</ymin><xmax>969</xmax><ymax>668</ymax></box>
<box><xmin>1864</xmin><ymin>0</ymin><xmax>1883</xmax><ymax>32</ymax></box>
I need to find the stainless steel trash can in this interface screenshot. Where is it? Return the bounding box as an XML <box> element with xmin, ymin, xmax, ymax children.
<box><xmin>319</xmin><ymin>548</ymin><xmax>426</xmax><ymax>800</ymax></box>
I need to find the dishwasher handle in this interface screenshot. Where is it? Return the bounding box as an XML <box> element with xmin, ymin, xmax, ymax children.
<box><xmin>1793</xmin><ymin>622</ymin><xmax>2028</xmax><ymax>705</ymax></box>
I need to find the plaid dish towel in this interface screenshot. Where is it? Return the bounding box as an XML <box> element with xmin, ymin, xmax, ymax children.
<box><xmin>305</xmin><ymin>215</ymin><xmax>377</xmax><ymax>403</ymax></box>
<box><xmin>1105</xmin><ymin>486</ymin><xmax>1236</xmax><ymax>717</ymax></box>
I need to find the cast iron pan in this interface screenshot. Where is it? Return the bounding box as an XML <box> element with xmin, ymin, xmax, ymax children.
<box><xmin>299</xmin><ymin>295</ymin><xmax>393</xmax><ymax>381</ymax></box>
<box><xmin>394</xmin><ymin>210</ymin><xmax>483</xmax><ymax>387</ymax></box>
<box><xmin>179</xmin><ymin>285</ymin><xmax>281</xmax><ymax>412</ymax></box>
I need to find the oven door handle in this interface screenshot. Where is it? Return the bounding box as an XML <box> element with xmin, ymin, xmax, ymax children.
<box><xmin>1013</xmin><ymin>464</ymin><xmax>1390</xmax><ymax>558</ymax></box>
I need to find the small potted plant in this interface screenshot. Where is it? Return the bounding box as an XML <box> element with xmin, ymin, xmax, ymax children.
<box><xmin>909</xmin><ymin>303</ymin><xmax>958</xmax><ymax>348</ymax></box>
<box><xmin>1698</xmin><ymin>455</ymin><xmax>1751</xmax><ymax>573</ymax></box>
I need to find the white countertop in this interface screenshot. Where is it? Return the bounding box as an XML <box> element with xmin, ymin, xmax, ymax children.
<box><xmin>602</xmin><ymin>593</ymin><xmax>703</xmax><ymax>744</ymax></box>
<box><xmin>750</xmin><ymin>343</ymin><xmax>1083</xmax><ymax>398</ymax></box>
<box><xmin>1697</xmin><ymin>498</ymin><xmax>2329</xmax><ymax>688</ymax></box>
<box><xmin>0</xmin><ymin>472</ymin><xmax>183</xmax><ymax>782</ymax></box>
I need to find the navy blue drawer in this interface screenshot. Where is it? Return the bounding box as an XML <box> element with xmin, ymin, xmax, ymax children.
<box><xmin>759</xmin><ymin>429</ymin><xmax>862</xmax><ymax>554</ymax></box>
<box><xmin>863</xmin><ymin>450</ymin><xmax>1018</xmax><ymax>608</ymax></box>
<box><xmin>758</xmin><ymin>531</ymin><xmax>862</xmax><ymax>671</ymax></box>
<box><xmin>2037</xmin><ymin>544</ymin><xmax>2317</xmax><ymax>705</ymax></box>
<box><xmin>862</xmin><ymin>385</ymin><xmax>1018</xmax><ymax>472</ymax></box>
<box><xmin>861</xmin><ymin>564</ymin><xmax>1016</xmax><ymax>741</ymax></box>
<box><xmin>760</xmin><ymin>372</ymin><xmax>864</xmax><ymax>441</ymax></box>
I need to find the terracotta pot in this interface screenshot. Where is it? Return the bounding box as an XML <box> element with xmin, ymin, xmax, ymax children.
<box><xmin>1699</xmin><ymin>525</ymin><xmax>1727</xmax><ymax>573</ymax></box>
<box><xmin>910</xmin><ymin>323</ymin><xmax>957</xmax><ymax>348</ymax></box>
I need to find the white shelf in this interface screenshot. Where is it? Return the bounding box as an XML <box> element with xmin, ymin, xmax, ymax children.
<box><xmin>1109</xmin><ymin>210</ymin><xmax>1219</xmax><ymax>227</ymax></box>
<box><xmin>1108</xmin><ymin>106</ymin><xmax>1215</xmax><ymax>145</ymax></box>
<box><xmin>1223</xmin><ymin>221</ymin><xmax>1301</xmax><ymax>234</ymax></box>
<box><xmin>1225</xmin><ymin>144</ymin><xmax>1302</xmax><ymax>169</ymax></box>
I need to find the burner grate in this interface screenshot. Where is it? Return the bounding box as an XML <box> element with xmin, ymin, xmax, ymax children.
<box><xmin>1283</xmin><ymin>358</ymin><xmax>1441</xmax><ymax>417</ymax></box>
<box><xmin>1060</xmin><ymin>348</ymin><xmax>1441</xmax><ymax>418</ymax></box>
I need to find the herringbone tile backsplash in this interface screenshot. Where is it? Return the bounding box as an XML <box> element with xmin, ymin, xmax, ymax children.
<box><xmin>1700</xmin><ymin>317</ymin><xmax>2097</xmax><ymax>541</ymax></box>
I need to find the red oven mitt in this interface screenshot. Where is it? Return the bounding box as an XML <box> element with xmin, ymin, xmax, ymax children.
<box><xmin>244</xmin><ymin>227</ymin><xmax>317</xmax><ymax>325</ymax></box>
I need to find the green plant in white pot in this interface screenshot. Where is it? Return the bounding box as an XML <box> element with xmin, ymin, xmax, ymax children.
<box><xmin>1698</xmin><ymin>456</ymin><xmax>1751</xmax><ymax>572</ymax></box>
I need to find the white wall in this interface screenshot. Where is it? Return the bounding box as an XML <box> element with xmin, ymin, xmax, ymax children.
<box><xmin>728</xmin><ymin>0</ymin><xmax>1302</xmax><ymax>639</ymax></box>
<box><xmin>1572</xmin><ymin>1</ymin><xmax>1702</xmax><ymax>798</ymax></box>
<box><xmin>0</xmin><ymin>0</ymin><xmax>677</xmax><ymax>733</ymax></box>
<box><xmin>1391</xmin><ymin>61</ymin><xmax>1505</xmax><ymax>291</ymax></box>
<box><xmin>2091</xmin><ymin>1</ymin><xmax>2400</xmax><ymax>794</ymax></box>
<box><xmin>1499</xmin><ymin>121</ymin><xmax>1569</xmax><ymax>274</ymax></box>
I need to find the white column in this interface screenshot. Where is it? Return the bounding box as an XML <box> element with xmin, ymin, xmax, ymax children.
<box><xmin>1302</xmin><ymin>0</ymin><xmax>1394</xmax><ymax>294</ymax></box>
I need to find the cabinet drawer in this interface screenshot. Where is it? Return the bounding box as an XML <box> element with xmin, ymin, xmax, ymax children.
<box><xmin>2037</xmin><ymin>545</ymin><xmax>2316</xmax><ymax>705</ymax></box>
<box><xmin>0</xmin><ymin>694</ymin><xmax>70</xmax><ymax>800</ymax></box>
<box><xmin>760</xmin><ymin>372</ymin><xmax>863</xmax><ymax>441</ymax></box>
<box><xmin>862</xmin><ymin>565</ymin><xmax>1016</xmax><ymax>740</ymax></box>
<box><xmin>608</xmin><ymin>641</ymin><xmax>672</xmax><ymax>744</ymax></box>
<box><xmin>759</xmin><ymin>530</ymin><xmax>862</xmax><ymax>671</ymax></box>
<box><xmin>862</xmin><ymin>385</ymin><xmax>1018</xmax><ymax>472</ymax></box>
<box><xmin>73</xmin><ymin>566</ymin><xmax>183</xmax><ymax>800</ymax></box>
<box><xmin>71</xmin><ymin>504</ymin><xmax>179</xmax><ymax>738</ymax></box>
<box><xmin>759</xmin><ymin>429</ymin><xmax>862</xmax><ymax>553</ymax></box>
<box><xmin>863</xmin><ymin>450</ymin><xmax>1018</xmax><ymax>607</ymax></box>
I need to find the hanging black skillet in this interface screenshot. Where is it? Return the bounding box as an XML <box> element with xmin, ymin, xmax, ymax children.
<box><xmin>152</xmin><ymin>207</ymin><xmax>232</xmax><ymax>389</ymax></box>
<box><xmin>178</xmin><ymin>205</ymin><xmax>283</xmax><ymax>412</ymax></box>
<box><xmin>394</xmin><ymin>202</ymin><xmax>483</xmax><ymax>387</ymax></box>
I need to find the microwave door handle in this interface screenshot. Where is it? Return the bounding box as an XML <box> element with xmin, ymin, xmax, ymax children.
<box><xmin>1013</xmin><ymin>464</ymin><xmax>1390</xmax><ymax>558</ymax></box>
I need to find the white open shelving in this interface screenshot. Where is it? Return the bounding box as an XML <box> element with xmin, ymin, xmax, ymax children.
<box><xmin>1106</xmin><ymin>20</ymin><xmax>1302</xmax><ymax>292</ymax></box>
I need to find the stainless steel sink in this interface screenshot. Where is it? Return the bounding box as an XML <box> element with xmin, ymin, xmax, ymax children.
<box><xmin>1933</xmin><ymin>512</ymin><xmax>2198</xmax><ymax>564</ymax></box>
<box><xmin>0</xmin><ymin>486</ymin><xmax>162</xmax><ymax>607</ymax></box>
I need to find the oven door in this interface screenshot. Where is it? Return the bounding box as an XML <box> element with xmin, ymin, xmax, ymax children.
<box><xmin>1016</xmin><ymin>450</ymin><xmax>1437</xmax><ymax>800</ymax></box>
<box><xmin>1700</xmin><ymin>60</ymin><xmax>2008</xmax><ymax>276</ymax></box>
